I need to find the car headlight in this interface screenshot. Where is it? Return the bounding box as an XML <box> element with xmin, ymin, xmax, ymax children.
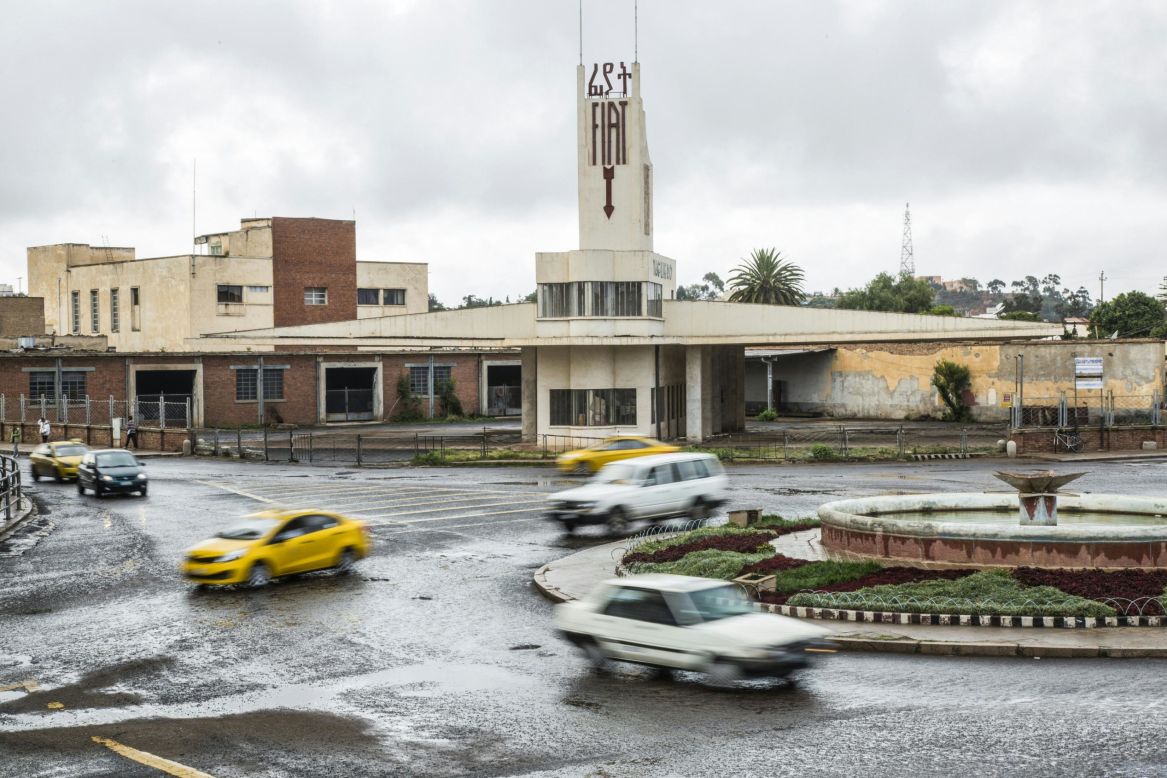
<box><xmin>213</xmin><ymin>549</ymin><xmax>247</xmax><ymax>563</ymax></box>
<box><xmin>101</xmin><ymin>474</ymin><xmax>114</xmax><ymax>481</ymax></box>
<box><xmin>137</xmin><ymin>473</ymin><xmax>147</xmax><ymax>480</ymax></box>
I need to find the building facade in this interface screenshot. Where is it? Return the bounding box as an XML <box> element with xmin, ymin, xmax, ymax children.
<box><xmin>27</xmin><ymin>217</ymin><xmax>428</xmax><ymax>352</ymax></box>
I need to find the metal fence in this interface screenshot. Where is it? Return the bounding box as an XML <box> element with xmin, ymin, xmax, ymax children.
<box><xmin>0</xmin><ymin>394</ymin><xmax>191</xmax><ymax>429</ymax></box>
<box><xmin>702</xmin><ymin>424</ymin><xmax>995</xmax><ymax>460</ymax></box>
<box><xmin>1011</xmin><ymin>392</ymin><xmax>1161</xmax><ymax>430</ymax></box>
<box><xmin>0</xmin><ymin>453</ymin><xmax>24</xmax><ymax>525</ymax></box>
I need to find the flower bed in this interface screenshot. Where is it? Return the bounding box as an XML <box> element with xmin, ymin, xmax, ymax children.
<box><xmin>1012</xmin><ymin>567</ymin><xmax>1167</xmax><ymax>616</ymax></box>
<box><xmin>623</xmin><ymin>528</ymin><xmax>775</xmax><ymax>566</ymax></box>
<box><xmin>786</xmin><ymin>570</ymin><xmax>1117</xmax><ymax>618</ymax></box>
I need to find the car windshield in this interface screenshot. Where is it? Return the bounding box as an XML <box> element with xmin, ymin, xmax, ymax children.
<box><xmin>592</xmin><ymin>463</ymin><xmax>639</xmax><ymax>485</ymax></box>
<box><xmin>215</xmin><ymin>518</ymin><xmax>280</xmax><ymax>540</ymax></box>
<box><xmin>682</xmin><ymin>585</ymin><xmax>757</xmax><ymax>623</ymax></box>
<box><xmin>55</xmin><ymin>445</ymin><xmax>87</xmax><ymax>457</ymax></box>
<box><xmin>96</xmin><ymin>452</ymin><xmax>138</xmax><ymax>467</ymax></box>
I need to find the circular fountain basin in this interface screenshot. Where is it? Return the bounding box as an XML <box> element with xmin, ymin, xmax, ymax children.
<box><xmin>818</xmin><ymin>493</ymin><xmax>1167</xmax><ymax>569</ymax></box>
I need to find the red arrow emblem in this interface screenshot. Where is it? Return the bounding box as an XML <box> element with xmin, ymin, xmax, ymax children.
<box><xmin>603</xmin><ymin>166</ymin><xmax>615</xmax><ymax>218</ymax></box>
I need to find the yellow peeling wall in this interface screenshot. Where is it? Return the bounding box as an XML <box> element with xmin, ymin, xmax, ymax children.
<box><xmin>773</xmin><ymin>340</ymin><xmax>1165</xmax><ymax>421</ymax></box>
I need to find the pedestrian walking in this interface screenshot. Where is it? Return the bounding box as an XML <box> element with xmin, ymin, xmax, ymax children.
<box><xmin>9</xmin><ymin>425</ymin><xmax>21</xmax><ymax>457</ymax></box>
<box><xmin>125</xmin><ymin>416</ymin><xmax>139</xmax><ymax>450</ymax></box>
<box><xmin>38</xmin><ymin>416</ymin><xmax>50</xmax><ymax>443</ymax></box>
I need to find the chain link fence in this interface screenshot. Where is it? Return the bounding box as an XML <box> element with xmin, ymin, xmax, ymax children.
<box><xmin>0</xmin><ymin>394</ymin><xmax>192</xmax><ymax>429</ymax></box>
<box><xmin>1011</xmin><ymin>391</ymin><xmax>1162</xmax><ymax>430</ymax></box>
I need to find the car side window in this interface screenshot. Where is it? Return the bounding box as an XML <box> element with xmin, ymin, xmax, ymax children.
<box><xmin>675</xmin><ymin>459</ymin><xmax>700</xmax><ymax>481</ymax></box>
<box><xmin>651</xmin><ymin>465</ymin><xmax>675</xmax><ymax>485</ymax></box>
<box><xmin>306</xmin><ymin>514</ymin><xmax>340</xmax><ymax>531</ymax></box>
<box><xmin>624</xmin><ymin>440</ymin><xmax>647</xmax><ymax>450</ymax></box>
<box><xmin>691</xmin><ymin>459</ymin><xmax>711</xmax><ymax>479</ymax></box>
<box><xmin>272</xmin><ymin>516</ymin><xmax>312</xmax><ymax>542</ymax></box>
<box><xmin>602</xmin><ymin>587</ymin><xmax>678</xmax><ymax>625</ymax></box>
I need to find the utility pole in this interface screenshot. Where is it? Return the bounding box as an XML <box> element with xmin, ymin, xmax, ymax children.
<box><xmin>899</xmin><ymin>203</ymin><xmax>915</xmax><ymax>277</ymax></box>
<box><xmin>1098</xmin><ymin>271</ymin><xmax>1106</xmax><ymax>305</ymax></box>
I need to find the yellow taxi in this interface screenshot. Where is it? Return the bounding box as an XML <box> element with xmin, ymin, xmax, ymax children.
<box><xmin>556</xmin><ymin>435</ymin><xmax>679</xmax><ymax>475</ymax></box>
<box><xmin>182</xmin><ymin>508</ymin><xmax>371</xmax><ymax>588</ymax></box>
<box><xmin>28</xmin><ymin>440</ymin><xmax>89</xmax><ymax>482</ymax></box>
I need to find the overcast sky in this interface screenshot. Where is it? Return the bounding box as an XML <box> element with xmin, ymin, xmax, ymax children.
<box><xmin>3</xmin><ymin>1</ymin><xmax>1165</xmax><ymax>305</ymax></box>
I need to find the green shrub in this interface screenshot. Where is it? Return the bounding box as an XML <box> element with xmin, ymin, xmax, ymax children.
<box><xmin>757</xmin><ymin>408</ymin><xmax>778</xmax><ymax>422</ymax></box>
<box><xmin>396</xmin><ymin>374</ymin><xmax>423</xmax><ymax>421</ymax></box>
<box><xmin>770</xmin><ymin>560</ymin><xmax>881</xmax><ymax>593</ymax></box>
<box><xmin>436</xmin><ymin>378</ymin><xmax>464</xmax><ymax>417</ymax></box>
<box><xmin>411</xmin><ymin>451</ymin><xmax>449</xmax><ymax>466</ymax></box>
<box><xmin>787</xmin><ymin>569</ymin><xmax>1116</xmax><ymax>618</ymax></box>
<box><xmin>810</xmin><ymin>444</ymin><xmax>835</xmax><ymax>460</ymax></box>
<box><xmin>628</xmin><ymin>548</ymin><xmax>772</xmax><ymax>580</ymax></box>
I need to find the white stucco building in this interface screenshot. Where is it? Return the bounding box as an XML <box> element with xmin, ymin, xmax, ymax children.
<box><xmin>208</xmin><ymin>61</ymin><xmax>1061</xmax><ymax>440</ymax></box>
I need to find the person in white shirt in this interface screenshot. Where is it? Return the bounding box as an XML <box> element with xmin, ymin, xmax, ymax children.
<box><xmin>38</xmin><ymin>416</ymin><xmax>50</xmax><ymax>443</ymax></box>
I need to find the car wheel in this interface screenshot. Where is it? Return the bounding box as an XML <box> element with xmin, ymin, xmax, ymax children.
<box><xmin>561</xmin><ymin>521</ymin><xmax>577</xmax><ymax>535</ymax></box>
<box><xmin>94</xmin><ymin>485</ymin><xmax>104</xmax><ymax>498</ymax></box>
<box><xmin>705</xmin><ymin>659</ymin><xmax>742</xmax><ymax>687</ymax></box>
<box><xmin>335</xmin><ymin>548</ymin><xmax>357</xmax><ymax>574</ymax></box>
<box><xmin>30</xmin><ymin>468</ymin><xmax>40</xmax><ymax>482</ymax></box>
<box><xmin>246</xmin><ymin>562</ymin><xmax>272</xmax><ymax>588</ymax></box>
<box><xmin>138</xmin><ymin>486</ymin><xmax>148</xmax><ymax>497</ymax></box>
<box><xmin>76</xmin><ymin>481</ymin><xmax>85</xmax><ymax>495</ymax></box>
<box><xmin>582</xmin><ymin>641</ymin><xmax>612</xmax><ymax>672</ymax></box>
<box><xmin>605</xmin><ymin>507</ymin><xmax>628</xmax><ymax>535</ymax></box>
<box><xmin>688</xmin><ymin>498</ymin><xmax>710</xmax><ymax>521</ymax></box>
<box><xmin>574</xmin><ymin>461</ymin><xmax>590</xmax><ymax>476</ymax></box>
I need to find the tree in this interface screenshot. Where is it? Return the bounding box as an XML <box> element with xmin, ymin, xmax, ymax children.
<box><xmin>1089</xmin><ymin>291</ymin><xmax>1167</xmax><ymax>339</ymax></box>
<box><xmin>987</xmin><ymin>279</ymin><xmax>1006</xmax><ymax>296</ymax></box>
<box><xmin>1056</xmin><ymin>287</ymin><xmax>1093</xmax><ymax>319</ymax></box>
<box><xmin>927</xmin><ymin>304</ymin><xmax>959</xmax><ymax>317</ymax></box>
<box><xmin>835</xmin><ymin>272</ymin><xmax>934</xmax><ymax>313</ymax></box>
<box><xmin>676</xmin><ymin>272</ymin><xmax>725</xmax><ymax>301</ymax></box>
<box><xmin>428</xmin><ymin>293</ymin><xmax>446</xmax><ymax>312</ymax></box>
<box><xmin>726</xmin><ymin>249</ymin><xmax>806</xmax><ymax>305</ymax></box>
<box><xmin>519</xmin><ymin>290</ymin><xmax>537</xmax><ymax>303</ymax></box>
<box><xmin>931</xmin><ymin>360</ymin><xmax>972</xmax><ymax>422</ymax></box>
<box><xmin>460</xmin><ymin>294</ymin><xmax>502</xmax><ymax>308</ymax></box>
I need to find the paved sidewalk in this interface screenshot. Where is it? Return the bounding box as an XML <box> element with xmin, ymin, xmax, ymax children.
<box><xmin>0</xmin><ymin>495</ymin><xmax>37</xmax><ymax>543</ymax></box>
<box><xmin>533</xmin><ymin>537</ymin><xmax>1167</xmax><ymax>658</ymax></box>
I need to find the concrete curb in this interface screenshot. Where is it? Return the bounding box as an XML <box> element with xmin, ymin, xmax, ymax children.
<box><xmin>829</xmin><ymin>636</ymin><xmax>1167</xmax><ymax>658</ymax></box>
<box><xmin>0</xmin><ymin>496</ymin><xmax>37</xmax><ymax>544</ymax></box>
<box><xmin>533</xmin><ymin>564</ymin><xmax>573</xmax><ymax>603</ymax></box>
<box><xmin>769</xmin><ymin>603</ymin><xmax>1167</xmax><ymax>629</ymax></box>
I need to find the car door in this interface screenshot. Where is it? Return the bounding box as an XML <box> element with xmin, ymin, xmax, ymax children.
<box><xmin>595</xmin><ymin>586</ymin><xmax>693</xmax><ymax>669</ymax></box>
<box><xmin>29</xmin><ymin>445</ymin><xmax>49</xmax><ymax>476</ymax></box>
<box><xmin>265</xmin><ymin>516</ymin><xmax>317</xmax><ymax>575</ymax></box>
<box><xmin>301</xmin><ymin>514</ymin><xmax>345</xmax><ymax>570</ymax></box>
<box><xmin>643</xmin><ymin>464</ymin><xmax>680</xmax><ymax>517</ymax></box>
<box><xmin>77</xmin><ymin>453</ymin><xmax>95</xmax><ymax>487</ymax></box>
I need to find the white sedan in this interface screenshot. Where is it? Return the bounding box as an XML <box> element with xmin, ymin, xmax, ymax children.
<box><xmin>553</xmin><ymin>574</ymin><xmax>834</xmax><ymax>682</ymax></box>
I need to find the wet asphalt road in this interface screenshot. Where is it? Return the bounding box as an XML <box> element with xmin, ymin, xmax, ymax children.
<box><xmin>3</xmin><ymin>457</ymin><xmax>1167</xmax><ymax>777</ymax></box>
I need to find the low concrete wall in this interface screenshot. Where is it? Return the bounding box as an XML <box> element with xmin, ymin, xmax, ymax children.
<box><xmin>0</xmin><ymin>422</ymin><xmax>187</xmax><ymax>453</ymax></box>
<box><xmin>1010</xmin><ymin>426</ymin><xmax>1167</xmax><ymax>455</ymax></box>
<box><xmin>819</xmin><ymin>493</ymin><xmax>1167</xmax><ymax>569</ymax></box>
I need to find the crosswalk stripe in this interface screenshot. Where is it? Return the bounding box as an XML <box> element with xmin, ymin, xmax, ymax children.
<box><xmin>196</xmin><ymin>481</ymin><xmax>277</xmax><ymax>504</ymax></box>
<box><xmin>360</xmin><ymin>498</ymin><xmax>540</xmax><ymax>519</ymax></box>
<box><xmin>376</xmin><ymin>516</ymin><xmax>546</xmax><ymax>534</ymax></box>
<box><xmin>365</xmin><ymin>506</ymin><xmax>544</xmax><ymax>525</ymax></box>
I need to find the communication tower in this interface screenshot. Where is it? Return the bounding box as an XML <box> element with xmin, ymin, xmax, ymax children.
<box><xmin>899</xmin><ymin>202</ymin><xmax>915</xmax><ymax>277</ymax></box>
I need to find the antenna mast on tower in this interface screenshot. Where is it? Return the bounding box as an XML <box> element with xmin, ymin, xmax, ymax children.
<box><xmin>899</xmin><ymin>202</ymin><xmax>915</xmax><ymax>277</ymax></box>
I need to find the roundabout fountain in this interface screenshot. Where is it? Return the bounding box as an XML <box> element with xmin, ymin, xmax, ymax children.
<box><xmin>818</xmin><ymin>470</ymin><xmax>1167</xmax><ymax>569</ymax></box>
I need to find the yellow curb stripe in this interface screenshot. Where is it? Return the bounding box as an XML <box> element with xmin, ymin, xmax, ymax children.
<box><xmin>91</xmin><ymin>736</ymin><xmax>217</xmax><ymax>778</ymax></box>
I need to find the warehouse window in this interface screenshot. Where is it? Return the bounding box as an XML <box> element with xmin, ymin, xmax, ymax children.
<box><xmin>89</xmin><ymin>290</ymin><xmax>100</xmax><ymax>333</ymax></box>
<box><xmin>408</xmin><ymin>365</ymin><xmax>452</xmax><ymax>396</ymax></box>
<box><xmin>216</xmin><ymin>284</ymin><xmax>243</xmax><ymax>303</ymax></box>
<box><xmin>357</xmin><ymin>288</ymin><xmax>380</xmax><ymax>306</ymax></box>
<box><xmin>110</xmin><ymin>288</ymin><xmax>120</xmax><ymax>332</ymax></box>
<box><xmin>29</xmin><ymin>372</ymin><xmax>54</xmax><ymax>402</ymax></box>
<box><xmin>383</xmin><ymin>288</ymin><xmax>406</xmax><ymax>306</ymax></box>
<box><xmin>549</xmin><ymin>389</ymin><xmax>636</xmax><ymax>426</ymax></box>
<box><xmin>70</xmin><ymin>291</ymin><xmax>80</xmax><ymax>333</ymax></box>
<box><xmin>538</xmin><ymin>281</ymin><xmax>644</xmax><ymax>318</ymax></box>
<box><xmin>60</xmin><ymin>371</ymin><xmax>86</xmax><ymax>400</ymax></box>
<box><xmin>130</xmin><ymin>287</ymin><xmax>141</xmax><ymax>331</ymax></box>
<box><xmin>304</xmin><ymin>287</ymin><xmax>328</xmax><ymax>305</ymax></box>
<box><xmin>235</xmin><ymin>368</ymin><xmax>285</xmax><ymax>402</ymax></box>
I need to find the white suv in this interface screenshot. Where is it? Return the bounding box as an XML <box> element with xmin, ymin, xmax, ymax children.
<box><xmin>545</xmin><ymin>452</ymin><xmax>728</xmax><ymax>534</ymax></box>
<box><xmin>554</xmin><ymin>574</ymin><xmax>834</xmax><ymax>682</ymax></box>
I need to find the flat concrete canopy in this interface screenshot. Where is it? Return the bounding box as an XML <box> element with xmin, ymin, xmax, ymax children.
<box><xmin>201</xmin><ymin>300</ymin><xmax>1063</xmax><ymax>349</ymax></box>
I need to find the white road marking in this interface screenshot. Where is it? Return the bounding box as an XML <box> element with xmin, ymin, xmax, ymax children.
<box><xmin>364</xmin><ymin>506</ymin><xmax>545</xmax><ymax>525</ymax></box>
<box><xmin>195</xmin><ymin>481</ymin><xmax>277</xmax><ymax>504</ymax></box>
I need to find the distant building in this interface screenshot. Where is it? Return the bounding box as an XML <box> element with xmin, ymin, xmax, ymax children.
<box><xmin>0</xmin><ymin>284</ymin><xmax>14</xmax><ymax>297</ymax></box>
<box><xmin>27</xmin><ymin>217</ymin><xmax>428</xmax><ymax>352</ymax></box>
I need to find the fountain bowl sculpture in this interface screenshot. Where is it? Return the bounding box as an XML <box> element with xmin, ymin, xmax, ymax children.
<box><xmin>818</xmin><ymin>471</ymin><xmax>1167</xmax><ymax>569</ymax></box>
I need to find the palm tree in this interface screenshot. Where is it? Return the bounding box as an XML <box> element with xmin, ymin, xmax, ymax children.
<box><xmin>726</xmin><ymin>248</ymin><xmax>806</xmax><ymax>305</ymax></box>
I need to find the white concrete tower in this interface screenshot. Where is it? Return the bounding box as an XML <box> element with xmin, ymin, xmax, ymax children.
<box><xmin>577</xmin><ymin>61</ymin><xmax>652</xmax><ymax>251</ymax></box>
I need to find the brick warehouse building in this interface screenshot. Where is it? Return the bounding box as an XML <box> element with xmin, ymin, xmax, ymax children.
<box><xmin>0</xmin><ymin>348</ymin><xmax>519</xmax><ymax>447</ymax></box>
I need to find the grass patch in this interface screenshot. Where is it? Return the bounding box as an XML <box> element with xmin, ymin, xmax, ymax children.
<box><xmin>767</xmin><ymin>560</ymin><xmax>882</xmax><ymax>596</ymax></box>
<box><xmin>786</xmin><ymin>569</ymin><xmax>1116</xmax><ymax>618</ymax></box>
<box><xmin>628</xmin><ymin>549</ymin><xmax>774</xmax><ymax>580</ymax></box>
<box><xmin>755</xmin><ymin>515</ymin><xmax>820</xmax><ymax>531</ymax></box>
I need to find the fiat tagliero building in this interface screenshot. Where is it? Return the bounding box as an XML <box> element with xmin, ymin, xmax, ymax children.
<box><xmin>211</xmin><ymin>61</ymin><xmax>1061</xmax><ymax>441</ymax></box>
